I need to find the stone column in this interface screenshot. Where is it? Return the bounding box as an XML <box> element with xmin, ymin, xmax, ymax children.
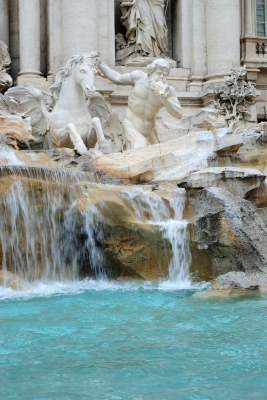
<box><xmin>0</xmin><ymin>0</ymin><xmax>9</xmax><ymax>46</ymax></box>
<box><xmin>205</xmin><ymin>0</ymin><xmax>240</xmax><ymax>83</ymax></box>
<box><xmin>62</xmin><ymin>0</ymin><xmax>98</xmax><ymax>63</ymax></box>
<box><xmin>244</xmin><ymin>0</ymin><xmax>253</xmax><ymax>36</ymax></box>
<box><xmin>173</xmin><ymin>0</ymin><xmax>192</xmax><ymax>69</ymax></box>
<box><xmin>188</xmin><ymin>0</ymin><xmax>207</xmax><ymax>91</ymax></box>
<box><xmin>18</xmin><ymin>0</ymin><xmax>42</xmax><ymax>78</ymax></box>
<box><xmin>47</xmin><ymin>0</ymin><xmax>63</xmax><ymax>81</ymax></box>
<box><xmin>97</xmin><ymin>0</ymin><xmax>115</xmax><ymax>65</ymax></box>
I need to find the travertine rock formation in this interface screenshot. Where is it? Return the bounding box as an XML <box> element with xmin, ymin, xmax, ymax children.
<box><xmin>180</xmin><ymin>167</ymin><xmax>265</xmax><ymax>198</ymax></box>
<box><xmin>0</xmin><ymin>114</ymin><xmax>34</xmax><ymax>149</ymax></box>
<box><xmin>189</xmin><ymin>187</ymin><xmax>267</xmax><ymax>280</ymax></box>
<box><xmin>0</xmin><ymin>270</ymin><xmax>30</xmax><ymax>291</ymax></box>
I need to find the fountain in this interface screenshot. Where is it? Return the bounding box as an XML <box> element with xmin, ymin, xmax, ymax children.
<box><xmin>0</xmin><ymin>152</ymin><xmax>192</xmax><ymax>288</ymax></box>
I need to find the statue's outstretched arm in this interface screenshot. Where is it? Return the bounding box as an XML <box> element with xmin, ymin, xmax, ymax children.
<box><xmin>98</xmin><ymin>60</ymin><xmax>143</xmax><ymax>85</ymax></box>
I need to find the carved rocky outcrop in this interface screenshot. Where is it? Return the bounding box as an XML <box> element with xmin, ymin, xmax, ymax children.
<box><xmin>189</xmin><ymin>187</ymin><xmax>267</xmax><ymax>280</ymax></box>
<box><xmin>0</xmin><ymin>114</ymin><xmax>34</xmax><ymax>149</ymax></box>
<box><xmin>90</xmin><ymin>130</ymin><xmax>218</xmax><ymax>183</ymax></box>
<box><xmin>0</xmin><ymin>41</ymin><xmax>12</xmax><ymax>93</ymax></box>
<box><xmin>0</xmin><ymin>270</ymin><xmax>30</xmax><ymax>291</ymax></box>
<box><xmin>180</xmin><ymin>167</ymin><xmax>265</xmax><ymax>199</ymax></box>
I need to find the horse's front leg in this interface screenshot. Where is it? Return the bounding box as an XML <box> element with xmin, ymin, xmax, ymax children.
<box><xmin>91</xmin><ymin>117</ymin><xmax>109</xmax><ymax>154</ymax></box>
<box><xmin>54</xmin><ymin>123</ymin><xmax>88</xmax><ymax>155</ymax></box>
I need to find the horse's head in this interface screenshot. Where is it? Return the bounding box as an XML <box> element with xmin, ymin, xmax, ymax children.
<box><xmin>75</xmin><ymin>53</ymin><xmax>99</xmax><ymax>99</ymax></box>
<box><xmin>49</xmin><ymin>52</ymin><xmax>100</xmax><ymax>102</ymax></box>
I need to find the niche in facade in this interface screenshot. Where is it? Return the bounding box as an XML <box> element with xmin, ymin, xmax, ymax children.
<box><xmin>114</xmin><ymin>0</ymin><xmax>174</xmax><ymax>66</ymax></box>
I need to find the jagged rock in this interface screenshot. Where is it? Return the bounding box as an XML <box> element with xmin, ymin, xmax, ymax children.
<box><xmin>156</xmin><ymin>109</ymin><xmax>228</xmax><ymax>142</ymax></box>
<box><xmin>180</xmin><ymin>167</ymin><xmax>265</xmax><ymax>198</ymax></box>
<box><xmin>189</xmin><ymin>187</ymin><xmax>267</xmax><ymax>279</ymax></box>
<box><xmin>195</xmin><ymin>271</ymin><xmax>267</xmax><ymax>297</ymax></box>
<box><xmin>90</xmin><ymin>130</ymin><xmax>218</xmax><ymax>183</ymax></box>
<box><xmin>0</xmin><ymin>270</ymin><xmax>30</xmax><ymax>291</ymax></box>
<box><xmin>0</xmin><ymin>114</ymin><xmax>34</xmax><ymax>149</ymax></box>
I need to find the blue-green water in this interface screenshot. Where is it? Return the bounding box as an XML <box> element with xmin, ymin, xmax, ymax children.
<box><xmin>1</xmin><ymin>280</ymin><xmax>267</xmax><ymax>400</ymax></box>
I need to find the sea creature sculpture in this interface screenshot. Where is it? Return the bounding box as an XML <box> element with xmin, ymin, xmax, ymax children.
<box><xmin>3</xmin><ymin>52</ymin><xmax>118</xmax><ymax>155</ymax></box>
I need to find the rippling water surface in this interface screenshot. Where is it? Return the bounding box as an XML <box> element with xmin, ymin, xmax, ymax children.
<box><xmin>1</xmin><ymin>280</ymin><xmax>267</xmax><ymax>400</ymax></box>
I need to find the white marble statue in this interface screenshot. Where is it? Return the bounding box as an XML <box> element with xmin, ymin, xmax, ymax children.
<box><xmin>97</xmin><ymin>57</ymin><xmax>182</xmax><ymax>149</ymax></box>
<box><xmin>0</xmin><ymin>41</ymin><xmax>13</xmax><ymax>93</ymax></box>
<box><xmin>120</xmin><ymin>0</ymin><xmax>168</xmax><ymax>57</ymax></box>
<box><xmin>3</xmin><ymin>52</ymin><xmax>122</xmax><ymax>154</ymax></box>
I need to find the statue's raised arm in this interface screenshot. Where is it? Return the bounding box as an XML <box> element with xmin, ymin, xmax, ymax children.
<box><xmin>98</xmin><ymin>58</ymin><xmax>182</xmax><ymax>150</ymax></box>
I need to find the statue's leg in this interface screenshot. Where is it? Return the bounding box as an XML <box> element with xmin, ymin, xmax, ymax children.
<box><xmin>123</xmin><ymin>118</ymin><xmax>149</xmax><ymax>150</ymax></box>
<box><xmin>91</xmin><ymin>117</ymin><xmax>109</xmax><ymax>154</ymax></box>
<box><xmin>52</xmin><ymin>123</ymin><xmax>88</xmax><ymax>155</ymax></box>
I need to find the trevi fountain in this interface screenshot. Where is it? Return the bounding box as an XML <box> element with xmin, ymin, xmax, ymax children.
<box><xmin>1</xmin><ymin>1</ymin><xmax>267</xmax><ymax>398</ymax></box>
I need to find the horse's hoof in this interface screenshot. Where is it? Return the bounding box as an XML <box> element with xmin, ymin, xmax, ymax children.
<box><xmin>74</xmin><ymin>147</ymin><xmax>89</xmax><ymax>156</ymax></box>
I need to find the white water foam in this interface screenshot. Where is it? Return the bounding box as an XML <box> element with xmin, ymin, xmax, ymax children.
<box><xmin>0</xmin><ymin>145</ymin><xmax>25</xmax><ymax>165</ymax></box>
<box><xmin>0</xmin><ymin>278</ymin><xmax>209</xmax><ymax>301</ymax></box>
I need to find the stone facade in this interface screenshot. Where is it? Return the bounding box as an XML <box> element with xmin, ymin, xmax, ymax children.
<box><xmin>0</xmin><ymin>0</ymin><xmax>267</xmax><ymax>120</ymax></box>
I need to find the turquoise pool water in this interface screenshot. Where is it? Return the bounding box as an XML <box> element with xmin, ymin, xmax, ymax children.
<box><xmin>1</xmin><ymin>280</ymin><xmax>267</xmax><ymax>400</ymax></box>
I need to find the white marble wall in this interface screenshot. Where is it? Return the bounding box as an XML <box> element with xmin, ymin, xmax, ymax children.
<box><xmin>205</xmin><ymin>0</ymin><xmax>240</xmax><ymax>81</ymax></box>
<box><xmin>2</xmin><ymin>0</ymin><xmax>243</xmax><ymax>92</ymax></box>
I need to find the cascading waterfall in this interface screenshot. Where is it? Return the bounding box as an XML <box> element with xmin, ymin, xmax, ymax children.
<box><xmin>0</xmin><ymin>146</ymin><xmax>192</xmax><ymax>288</ymax></box>
<box><xmin>0</xmin><ymin>165</ymin><xmax>105</xmax><ymax>284</ymax></box>
<box><xmin>120</xmin><ymin>188</ymin><xmax>192</xmax><ymax>285</ymax></box>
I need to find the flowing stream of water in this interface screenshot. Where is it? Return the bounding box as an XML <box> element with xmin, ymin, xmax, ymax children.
<box><xmin>0</xmin><ymin>150</ymin><xmax>192</xmax><ymax>288</ymax></box>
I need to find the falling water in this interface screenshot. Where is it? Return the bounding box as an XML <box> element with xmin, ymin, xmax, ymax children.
<box><xmin>120</xmin><ymin>188</ymin><xmax>192</xmax><ymax>286</ymax></box>
<box><xmin>0</xmin><ymin>145</ymin><xmax>192</xmax><ymax>287</ymax></box>
<box><xmin>0</xmin><ymin>165</ymin><xmax>105</xmax><ymax>284</ymax></box>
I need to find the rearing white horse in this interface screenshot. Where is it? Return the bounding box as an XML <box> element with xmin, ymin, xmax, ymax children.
<box><xmin>4</xmin><ymin>52</ymin><xmax>109</xmax><ymax>154</ymax></box>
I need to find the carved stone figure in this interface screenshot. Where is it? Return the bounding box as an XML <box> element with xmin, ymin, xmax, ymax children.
<box><xmin>0</xmin><ymin>94</ymin><xmax>35</xmax><ymax>149</ymax></box>
<box><xmin>2</xmin><ymin>52</ymin><xmax>123</xmax><ymax>155</ymax></box>
<box><xmin>117</xmin><ymin>0</ymin><xmax>169</xmax><ymax>65</ymax></box>
<box><xmin>97</xmin><ymin>57</ymin><xmax>182</xmax><ymax>149</ymax></box>
<box><xmin>214</xmin><ymin>66</ymin><xmax>259</xmax><ymax>129</ymax></box>
<box><xmin>0</xmin><ymin>41</ymin><xmax>13</xmax><ymax>93</ymax></box>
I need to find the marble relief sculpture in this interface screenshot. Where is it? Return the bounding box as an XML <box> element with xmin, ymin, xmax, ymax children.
<box><xmin>2</xmin><ymin>52</ymin><xmax>123</xmax><ymax>155</ymax></box>
<box><xmin>116</xmin><ymin>0</ymin><xmax>171</xmax><ymax>66</ymax></box>
<box><xmin>214</xmin><ymin>66</ymin><xmax>259</xmax><ymax>129</ymax></box>
<box><xmin>97</xmin><ymin>57</ymin><xmax>182</xmax><ymax>149</ymax></box>
<box><xmin>0</xmin><ymin>41</ymin><xmax>13</xmax><ymax>93</ymax></box>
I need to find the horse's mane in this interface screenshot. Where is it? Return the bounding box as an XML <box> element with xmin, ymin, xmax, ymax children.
<box><xmin>48</xmin><ymin>52</ymin><xmax>99</xmax><ymax>101</ymax></box>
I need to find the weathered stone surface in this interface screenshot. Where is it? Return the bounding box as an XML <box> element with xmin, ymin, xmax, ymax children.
<box><xmin>213</xmin><ymin>271</ymin><xmax>267</xmax><ymax>290</ymax></box>
<box><xmin>195</xmin><ymin>271</ymin><xmax>267</xmax><ymax>297</ymax></box>
<box><xmin>189</xmin><ymin>187</ymin><xmax>267</xmax><ymax>279</ymax></box>
<box><xmin>0</xmin><ymin>115</ymin><xmax>34</xmax><ymax>149</ymax></box>
<box><xmin>181</xmin><ymin>167</ymin><xmax>265</xmax><ymax>198</ymax></box>
<box><xmin>0</xmin><ymin>270</ymin><xmax>30</xmax><ymax>291</ymax></box>
<box><xmin>91</xmin><ymin>130</ymin><xmax>217</xmax><ymax>183</ymax></box>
